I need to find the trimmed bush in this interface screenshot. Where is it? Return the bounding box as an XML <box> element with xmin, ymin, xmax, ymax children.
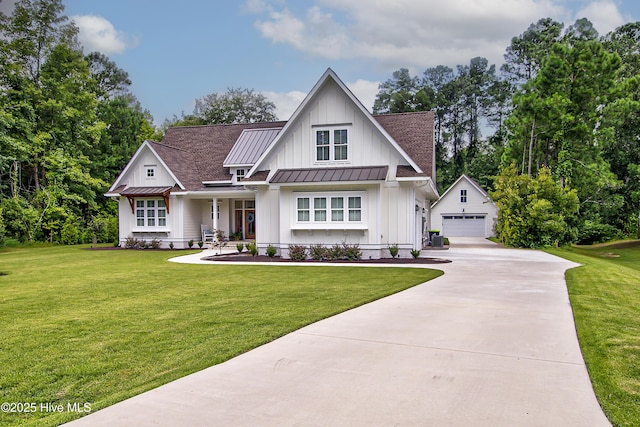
<box><xmin>410</xmin><ymin>249</ymin><xmax>421</xmax><ymax>259</ymax></box>
<box><xmin>288</xmin><ymin>244</ymin><xmax>307</xmax><ymax>261</ymax></box>
<box><xmin>246</xmin><ymin>241</ymin><xmax>258</xmax><ymax>256</ymax></box>
<box><xmin>339</xmin><ymin>242</ymin><xmax>362</xmax><ymax>260</ymax></box>
<box><xmin>266</xmin><ymin>244</ymin><xmax>277</xmax><ymax>258</ymax></box>
<box><xmin>309</xmin><ymin>244</ymin><xmax>330</xmax><ymax>260</ymax></box>
<box><xmin>388</xmin><ymin>243</ymin><xmax>399</xmax><ymax>258</ymax></box>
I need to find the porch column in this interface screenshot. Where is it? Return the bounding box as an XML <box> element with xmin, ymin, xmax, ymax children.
<box><xmin>212</xmin><ymin>197</ymin><xmax>218</xmax><ymax>231</ymax></box>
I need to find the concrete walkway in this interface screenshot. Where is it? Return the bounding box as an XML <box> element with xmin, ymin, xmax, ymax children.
<box><xmin>64</xmin><ymin>238</ymin><xmax>610</xmax><ymax>426</ymax></box>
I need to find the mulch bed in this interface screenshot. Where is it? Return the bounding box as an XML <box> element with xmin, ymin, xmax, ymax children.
<box><xmin>202</xmin><ymin>253</ymin><xmax>451</xmax><ymax>264</ymax></box>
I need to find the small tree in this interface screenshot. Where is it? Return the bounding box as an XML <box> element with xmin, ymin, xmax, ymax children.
<box><xmin>492</xmin><ymin>164</ymin><xmax>579</xmax><ymax>247</ymax></box>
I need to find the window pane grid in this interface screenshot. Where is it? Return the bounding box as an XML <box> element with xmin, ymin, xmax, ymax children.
<box><xmin>334</xmin><ymin>129</ymin><xmax>348</xmax><ymax>160</ymax></box>
<box><xmin>296</xmin><ymin>195</ymin><xmax>362</xmax><ymax>224</ymax></box>
<box><xmin>134</xmin><ymin>199</ymin><xmax>167</xmax><ymax>228</ymax></box>
<box><xmin>297</xmin><ymin>198</ymin><xmax>310</xmax><ymax>222</ymax></box>
<box><xmin>314</xmin><ymin>197</ymin><xmax>327</xmax><ymax>222</ymax></box>
<box><xmin>331</xmin><ymin>197</ymin><xmax>343</xmax><ymax>221</ymax></box>
<box><xmin>316</xmin><ymin>130</ymin><xmax>330</xmax><ymax>161</ymax></box>
<box><xmin>348</xmin><ymin>197</ymin><xmax>361</xmax><ymax>222</ymax></box>
<box><xmin>316</xmin><ymin>128</ymin><xmax>348</xmax><ymax>161</ymax></box>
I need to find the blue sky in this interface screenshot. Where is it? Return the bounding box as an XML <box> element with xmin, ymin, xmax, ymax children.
<box><xmin>2</xmin><ymin>1</ymin><xmax>640</xmax><ymax>125</ymax></box>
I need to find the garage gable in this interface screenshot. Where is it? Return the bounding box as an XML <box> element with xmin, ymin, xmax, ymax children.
<box><xmin>430</xmin><ymin>175</ymin><xmax>498</xmax><ymax>238</ymax></box>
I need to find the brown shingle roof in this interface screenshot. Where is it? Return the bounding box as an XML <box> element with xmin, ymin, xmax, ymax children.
<box><xmin>159</xmin><ymin>122</ymin><xmax>286</xmax><ymax>189</ymax></box>
<box><xmin>374</xmin><ymin>111</ymin><xmax>434</xmax><ymax>177</ymax></box>
<box><xmin>149</xmin><ymin>112</ymin><xmax>433</xmax><ymax>190</ymax></box>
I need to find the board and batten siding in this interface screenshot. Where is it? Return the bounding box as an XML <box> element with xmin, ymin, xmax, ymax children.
<box><xmin>263</xmin><ymin>79</ymin><xmax>404</xmax><ymax>175</ymax></box>
<box><xmin>120</xmin><ymin>147</ymin><xmax>176</xmax><ymax>188</ymax></box>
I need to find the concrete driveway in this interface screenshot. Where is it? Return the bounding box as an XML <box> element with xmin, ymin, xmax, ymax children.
<box><xmin>64</xmin><ymin>238</ymin><xmax>610</xmax><ymax>426</ymax></box>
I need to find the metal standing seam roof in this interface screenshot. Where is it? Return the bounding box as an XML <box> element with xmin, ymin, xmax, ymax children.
<box><xmin>270</xmin><ymin>166</ymin><xmax>389</xmax><ymax>183</ymax></box>
<box><xmin>223</xmin><ymin>128</ymin><xmax>282</xmax><ymax>166</ymax></box>
<box><xmin>119</xmin><ymin>186</ymin><xmax>174</xmax><ymax>196</ymax></box>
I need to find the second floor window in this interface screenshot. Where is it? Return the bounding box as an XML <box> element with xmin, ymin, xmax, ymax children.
<box><xmin>315</xmin><ymin>128</ymin><xmax>349</xmax><ymax>162</ymax></box>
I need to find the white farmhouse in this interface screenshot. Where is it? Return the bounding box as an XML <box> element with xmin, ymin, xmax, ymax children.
<box><xmin>107</xmin><ymin>69</ymin><xmax>439</xmax><ymax>258</ymax></box>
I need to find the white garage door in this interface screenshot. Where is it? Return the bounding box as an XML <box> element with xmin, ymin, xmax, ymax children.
<box><xmin>442</xmin><ymin>215</ymin><xmax>486</xmax><ymax>237</ymax></box>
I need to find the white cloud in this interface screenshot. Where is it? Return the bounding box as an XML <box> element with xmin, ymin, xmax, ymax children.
<box><xmin>72</xmin><ymin>15</ymin><xmax>136</xmax><ymax>55</ymax></box>
<box><xmin>262</xmin><ymin>90</ymin><xmax>307</xmax><ymax>120</ymax></box>
<box><xmin>248</xmin><ymin>0</ymin><xmax>628</xmax><ymax>68</ymax></box>
<box><xmin>347</xmin><ymin>79</ymin><xmax>381</xmax><ymax>112</ymax></box>
<box><xmin>575</xmin><ymin>1</ymin><xmax>626</xmax><ymax>35</ymax></box>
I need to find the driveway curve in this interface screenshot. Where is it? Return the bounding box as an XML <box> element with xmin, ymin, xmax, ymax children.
<box><xmin>64</xmin><ymin>238</ymin><xmax>609</xmax><ymax>426</ymax></box>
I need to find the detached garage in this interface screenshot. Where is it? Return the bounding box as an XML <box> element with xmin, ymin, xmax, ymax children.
<box><xmin>431</xmin><ymin>175</ymin><xmax>498</xmax><ymax>238</ymax></box>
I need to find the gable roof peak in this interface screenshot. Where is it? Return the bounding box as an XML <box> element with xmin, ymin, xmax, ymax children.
<box><xmin>248</xmin><ymin>68</ymin><xmax>423</xmax><ymax>177</ymax></box>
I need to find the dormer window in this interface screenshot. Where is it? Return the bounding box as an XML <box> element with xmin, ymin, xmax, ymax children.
<box><xmin>145</xmin><ymin>165</ymin><xmax>156</xmax><ymax>179</ymax></box>
<box><xmin>315</xmin><ymin>127</ymin><xmax>349</xmax><ymax>162</ymax></box>
<box><xmin>460</xmin><ymin>189</ymin><xmax>468</xmax><ymax>203</ymax></box>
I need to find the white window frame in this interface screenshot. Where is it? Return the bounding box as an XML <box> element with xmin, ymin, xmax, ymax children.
<box><xmin>294</xmin><ymin>191</ymin><xmax>365</xmax><ymax>229</ymax></box>
<box><xmin>145</xmin><ymin>165</ymin><xmax>156</xmax><ymax>180</ymax></box>
<box><xmin>313</xmin><ymin>126</ymin><xmax>351</xmax><ymax>163</ymax></box>
<box><xmin>135</xmin><ymin>199</ymin><xmax>167</xmax><ymax>227</ymax></box>
<box><xmin>235</xmin><ymin>169</ymin><xmax>245</xmax><ymax>183</ymax></box>
<box><xmin>460</xmin><ymin>189</ymin><xmax>468</xmax><ymax>203</ymax></box>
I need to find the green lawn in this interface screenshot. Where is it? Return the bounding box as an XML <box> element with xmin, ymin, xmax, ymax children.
<box><xmin>548</xmin><ymin>241</ymin><xmax>640</xmax><ymax>427</ymax></box>
<box><xmin>0</xmin><ymin>245</ymin><xmax>441</xmax><ymax>426</ymax></box>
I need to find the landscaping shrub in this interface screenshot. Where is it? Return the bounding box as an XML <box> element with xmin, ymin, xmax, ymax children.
<box><xmin>123</xmin><ymin>237</ymin><xmax>161</xmax><ymax>249</ymax></box>
<box><xmin>410</xmin><ymin>249</ymin><xmax>421</xmax><ymax>259</ymax></box>
<box><xmin>288</xmin><ymin>244</ymin><xmax>307</xmax><ymax>260</ymax></box>
<box><xmin>188</xmin><ymin>240</ymin><xmax>194</xmax><ymax>249</ymax></box>
<box><xmin>309</xmin><ymin>242</ymin><xmax>361</xmax><ymax>260</ymax></box>
<box><xmin>236</xmin><ymin>243</ymin><xmax>244</xmax><ymax>253</ymax></box>
<box><xmin>339</xmin><ymin>242</ymin><xmax>362</xmax><ymax>260</ymax></box>
<box><xmin>388</xmin><ymin>243</ymin><xmax>399</xmax><ymax>258</ymax></box>
<box><xmin>266</xmin><ymin>244</ymin><xmax>277</xmax><ymax>258</ymax></box>
<box><xmin>124</xmin><ymin>236</ymin><xmax>141</xmax><ymax>249</ymax></box>
<box><xmin>246</xmin><ymin>241</ymin><xmax>258</xmax><ymax>256</ymax></box>
<box><xmin>309</xmin><ymin>244</ymin><xmax>330</xmax><ymax>260</ymax></box>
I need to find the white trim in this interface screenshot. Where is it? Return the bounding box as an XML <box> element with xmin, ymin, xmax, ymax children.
<box><xmin>202</xmin><ymin>180</ymin><xmax>234</xmax><ymax>186</ymax></box>
<box><xmin>431</xmin><ymin>174</ymin><xmax>490</xmax><ymax>209</ymax></box>
<box><xmin>312</xmin><ymin>125</ymin><xmax>352</xmax><ymax>164</ymax></box>
<box><xmin>132</xmin><ymin>228</ymin><xmax>171</xmax><ymax>233</ymax></box>
<box><xmin>293</xmin><ymin>191</ymin><xmax>365</xmax><ymax>229</ymax></box>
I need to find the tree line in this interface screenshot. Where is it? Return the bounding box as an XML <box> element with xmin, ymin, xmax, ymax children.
<box><xmin>0</xmin><ymin>0</ymin><xmax>276</xmax><ymax>246</ymax></box>
<box><xmin>373</xmin><ymin>18</ymin><xmax>640</xmax><ymax>246</ymax></box>
<box><xmin>1</xmin><ymin>1</ymin><xmax>639</xmax><ymax>248</ymax></box>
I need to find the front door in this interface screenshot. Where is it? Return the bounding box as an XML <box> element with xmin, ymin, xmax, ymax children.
<box><xmin>245</xmin><ymin>209</ymin><xmax>256</xmax><ymax>239</ymax></box>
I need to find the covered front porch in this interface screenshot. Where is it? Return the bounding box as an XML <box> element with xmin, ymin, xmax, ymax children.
<box><xmin>188</xmin><ymin>190</ymin><xmax>257</xmax><ymax>243</ymax></box>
